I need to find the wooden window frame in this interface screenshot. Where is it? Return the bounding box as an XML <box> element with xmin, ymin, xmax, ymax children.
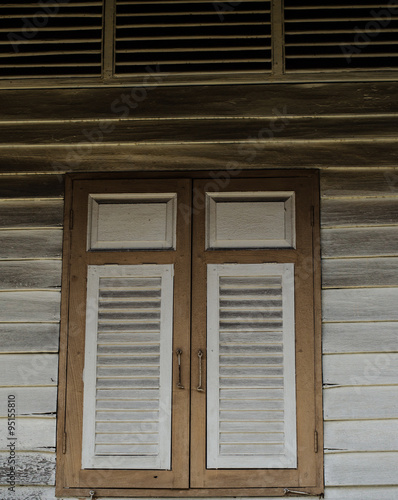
<box><xmin>56</xmin><ymin>170</ymin><xmax>323</xmax><ymax>498</ymax></box>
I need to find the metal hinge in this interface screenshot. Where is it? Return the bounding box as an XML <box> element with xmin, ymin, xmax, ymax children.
<box><xmin>69</xmin><ymin>209</ymin><xmax>74</xmax><ymax>230</ymax></box>
<box><xmin>62</xmin><ymin>431</ymin><xmax>67</xmax><ymax>454</ymax></box>
<box><xmin>314</xmin><ymin>429</ymin><xmax>319</xmax><ymax>453</ymax></box>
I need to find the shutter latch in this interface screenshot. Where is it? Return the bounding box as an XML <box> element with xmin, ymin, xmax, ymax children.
<box><xmin>89</xmin><ymin>491</ymin><xmax>96</xmax><ymax>499</ymax></box>
<box><xmin>284</xmin><ymin>489</ymin><xmax>311</xmax><ymax>496</ymax></box>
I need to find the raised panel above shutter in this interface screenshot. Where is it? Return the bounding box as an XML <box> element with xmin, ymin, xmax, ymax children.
<box><xmin>207</xmin><ymin>263</ymin><xmax>297</xmax><ymax>469</ymax></box>
<box><xmin>82</xmin><ymin>264</ymin><xmax>174</xmax><ymax>470</ymax></box>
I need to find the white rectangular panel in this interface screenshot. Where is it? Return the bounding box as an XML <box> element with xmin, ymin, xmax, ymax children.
<box><xmin>82</xmin><ymin>264</ymin><xmax>174</xmax><ymax>470</ymax></box>
<box><xmin>207</xmin><ymin>263</ymin><xmax>297</xmax><ymax>469</ymax></box>
<box><xmin>206</xmin><ymin>192</ymin><xmax>295</xmax><ymax>249</ymax></box>
<box><xmin>87</xmin><ymin>193</ymin><xmax>177</xmax><ymax>250</ymax></box>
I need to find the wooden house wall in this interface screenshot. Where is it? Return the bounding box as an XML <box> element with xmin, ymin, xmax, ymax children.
<box><xmin>0</xmin><ymin>169</ymin><xmax>397</xmax><ymax>499</ymax></box>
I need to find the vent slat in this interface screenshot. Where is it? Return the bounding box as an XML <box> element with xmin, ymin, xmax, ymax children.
<box><xmin>114</xmin><ymin>0</ymin><xmax>272</xmax><ymax>75</ymax></box>
<box><xmin>284</xmin><ymin>1</ymin><xmax>398</xmax><ymax>72</ymax></box>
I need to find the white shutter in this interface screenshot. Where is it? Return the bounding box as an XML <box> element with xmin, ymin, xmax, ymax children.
<box><xmin>207</xmin><ymin>263</ymin><xmax>296</xmax><ymax>469</ymax></box>
<box><xmin>81</xmin><ymin>264</ymin><xmax>174</xmax><ymax>470</ymax></box>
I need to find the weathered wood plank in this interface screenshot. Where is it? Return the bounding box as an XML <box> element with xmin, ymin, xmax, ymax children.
<box><xmin>0</xmin><ymin>175</ymin><xmax>64</xmax><ymax>199</ymax></box>
<box><xmin>0</xmin><ymin>324</ymin><xmax>59</xmax><ymax>353</ymax></box>
<box><xmin>0</xmin><ymin>354</ymin><xmax>58</xmax><ymax>387</ymax></box>
<box><xmin>321</xmin><ymin>227</ymin><xmax>398</xmax><ymax>258</ymax></box>
<box><xmin>322</xmin><ymin>322</ymin><xmax>398</xmax><ymax>354</ymax></box>
<box><xmin>0</xmin><ymin>201</ymin><xmax>63</xmax><ymax>229</ymax></box>
<box><xmin>0</xmin><ymin>418</ymin><xmax>55</xmax><ymax>452</ymax></box>
<box><xmin>0</xmin><ymin>452</ymin><xmax>55</xmax><ymax>486</ymax></box>
<box><xmin>324</xmin><ymin>386</ymin><xmax>398</xmax><ymax>420</ymax></box>
<box><xmin>0</xmin><ymin>486</ymin><xmax>55</xmax><ymax>500</ymax></box>
<box><xmin>0</xmin><ymin>229</ymin><xmax>63</xmax><ymax>260</ymax></box>
<box><xmin>322</xmin><ymin>257</ymin><xmax>398</xmax><ymax>288</ymax></box>
<box><xmin>0</xmin><ymin>291</ymin><xmax>60</xmax><ymax>322</ymax></box>
<box><xmin>0</xmin><ymin>83</ymin><xmax>397</xmax><ymax>121</ymax></box>
<box><xmin>0</xmin><ymin>387</ymin><xmax>57</xmax><ymax>417</ymax></box>
<box><xmin>324</xmin><ymin>420</ymin><xmax>398</xmax><ymax>453</ymax></box>
<box><xmin>1</xmin><ymin>142</ymin><xmax>398</xmax><ymax>173</ymax></box>
<box><xmin>321</xmin><ymin>170</ymin><xmax>398</xmax><ymax>198</ymax></box>
<box><xmin>324</xmin><ymin>486</ymin><xmax>398</xmax><ymax>500</ymax></box>
<box><xmin>325</xmin><ymin>452</ymin><xmax>398</xmax><ymax>486</ymax></box>
<box><xmin>0</xmin><ymin>261</ymin><xmax>61</xmax><ymax>290</ymax></box>
<box><xmin>2</xmin><ymin>117</ymin><xmax>398</xmax><ymax>146</ymax></box>
<box><xmin>322</xmin><ymin>288</ymin><xmax>398</xmax><ymax>322</ymax></box>
<box><xmin>321</xmin><ymin>198</ymin><xmax>398</xmax><ymax>228</ymax></box>
<box><xmin>323</xmin><ymin>353</ymin><xmax>398</xmax><ymax>386</ymax></box>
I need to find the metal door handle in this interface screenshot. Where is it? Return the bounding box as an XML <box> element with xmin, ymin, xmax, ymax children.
<box><xmin>197</xmin><ymin>349</ymin><xmax>205</xmax><ymax>392</ymax></box>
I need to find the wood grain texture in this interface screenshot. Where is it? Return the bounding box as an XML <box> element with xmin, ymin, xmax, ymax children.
<box><xmin>323</xmin><ymin>353</ymin><xmax>398</xmax><ymax>386</ymax></box>
<box><xmin>0</xmin><ymin>291</ymin><xmax>60</xmax><ymax>322</ymax></box>
<box><xmin>324</xmin><ymin>420</ymin><xmax>398</xmax><ymax>453</ymax></box>
<box><xmin>323</xmin><ymin>386</ymin><xmax>398</xmax><ymax>420</ymax></box>
<box><xmin>322</xmin><ymin>288</ymin><xmax>398</xmax><ymax>322</ymax></box>
<box><xmin>0</xmin><ymin>261</ymin><xmax>61</xmax><ymax>290</ymax></box>
<box><xmin>0</xmin><ymin>201</ymin><xmax>63</xmax><ymax>229</ymax></box>
<box><xmin>321</xmin><ymin>170</ymin><xmax>398</xmax><ymax>198</ymax></box>
<box><xmin>0</xmin><ymin>452</ymin><xmax>55</xmax><ymax>486</ymax></box>
<box><xmin>321</xmin><ymin>198</ymin><xmax>398</xmax><ymax>228</ymax></box>
<box><xmin>321</xmin><ymin>227</ymin><xmax>398</xmax><ymax>258</ymax></box>
<box><xmin>0</xmin><ymin>418</ymin><xmax>55</xmax><ymax>452</ymax></box>
<box><xmin>0</xmin><ymin>175</ymin><xmax>64</xmax><ymax>199</ymax></box>
<box><xmin>0</xmin><ymin>387</ymin><xmax>57</xmax><ymax>417</ymax></box>
<box><xmin>0</xmin><ymin>83</ymin><xmax>397</xmax><ymax>121</ymax></box>
<box><xmin>322</xmin><ymin>257</ymin><xmax>398</xmax><ymax>288</ymax></box>
<box><xmin>0</xmin><ymin>323</ymin><xmax>59</xmax><ymax>353</ymax></box>
<box><xmin>322</xmin><ymin>322</ymin><xmax>398</xmax><ymax>354</ymax></box>
<box><xmin>325</xmin><ymin>452</ymin><xmax>398</xmax><ymax>486</ymax></box>
<box><xmin>1</xmin><ymin>142</ymin><xmax>398</xmax><ymax>174</ymax></box>
<box><xmin>0</xmin><ymin>229</ymin><xmax>63</xmax><ymax>259</ymax></box>
<box><xmin>0</xmin><ymin>354</ymin><xmax>58</xmax><ymax>387</ymax></box>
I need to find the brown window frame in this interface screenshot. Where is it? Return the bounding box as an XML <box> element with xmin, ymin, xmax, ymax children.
<box><xmin>56</xmin><ymin>169</ymin><xmax>323</xmax><ymax>498</ymax></box>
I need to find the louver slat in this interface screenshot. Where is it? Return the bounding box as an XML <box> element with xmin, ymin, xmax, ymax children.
<box><xmin>0</xmin><ymin>0</ymin><xmax>103</xmax><ymax>78</ymax></box>
<box><xmin>82</xmin><ymin>264</ymin><xmax>173</xmax><ymax>470</ymax></box>
<box><xmin>207</xmin><ymin>264</ymin><xmax>297</xmax><ymax>469</ymax></box>
<box><xmin>114</xmin><ymin>0</ymin><xmax>272</xmax><ymax>75</ymax></box>
<box><xmin>284</xmin><ymin>1</ymin><xmax>398</xmax><ymax>72</ymax></box>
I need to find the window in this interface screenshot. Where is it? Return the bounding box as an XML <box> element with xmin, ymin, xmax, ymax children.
<box><xmin>56</xmin><ymin>170</ymin><xmax>323</xmax><ymax>497</ymax></box>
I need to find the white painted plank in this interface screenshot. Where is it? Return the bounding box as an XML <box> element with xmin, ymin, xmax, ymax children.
<box><xmin>0</xmin><ymin>324</ymin><xmax>59</xmax><ymax>353</ymax></box>
<box><xmin>322</xmin><ymin>322</ymin><xmax>398</xmax><ymax>354</ymax></box>
<box><xmin>324</xmin><ymin>486</ymin><xmax>398</xmax><ymax>499</ymax></box>
<box><xmin>321</xmin><ymin>227</ymin><xmax>398</xmax><ymax>258</ymax></box>
<box><xmin>0</xmin><ymin>486</ymin><xmax>56</xmax><ymax>500</ymax></box>
<box><xmin>0</xmin><ymin>354</ymin><xmax>58</xmax><ymax>387</ymax></box>
<box><xmin>0</xmin><ymin>452</ymin><xmax>55</xmax><ymax>486</ymax></box>
<box><xmin>0</xmin><ymin>291</ymin><xmax>60</xmax><ymax>322</ymax></box>
<box><xmin>0</xmin><ymin>261</ymin><xmax>61</xmax><ymax>290</ymax></box>
<box><xmin>325</xmin><ymin>452</ymin><xmax>398</xmax><ymax>486</ymax></box>
<box><xmin>322</xmin><ymin>257</ymin><xmax>398</xmax><ymax>288</ymax></box>
<box><xmin>321</xmin><ymin>198</ymin><xmax>398</xmax><ymax>228</ymax></box>
<box><xmin>322</xmin><ymin>288</ymin><xmax>398</xmax><ymax>322</ymax></box>
<box><xmin>321</xmin><ymin>170</ymin><xmax>398</xmax><ymax>198</ymax></box>
<box><xmin>0</xmin><ymin>229</ymin><xmax>63</xmax><ymax>259</ymax></box>
<box><xmin>324</xmin><ymin>386</ymin><xmax>398</xmax><ymax>420</ymax></box>
<box><xmin>0</xmin><ymin>200</ymin><xmax>63</xmax><ymax>229</ymax></box>
<box><xmin>324</xmin><ymin>420</ymin><xmax>398</xmax><ymax>453</ymax></box>
<box><xmin>323</xmin><ymin>353</ymin><xmax>398</xmax><ymax>386</ymax></box>
<box><xmin>0</xmin><ymin>418</ymin><xmax>55</xmax><ymax>452</ymax></box>
<box><xmin>0</xmin><ymin>387</ymin><xmax>57</xmax><ymax>417</ymax></box>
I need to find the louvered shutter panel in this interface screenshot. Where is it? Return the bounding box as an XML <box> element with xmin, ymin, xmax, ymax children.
<box><xmin>114</xmin><ymin>0</ymin><xmax>272</xmax><ymax>76</ymax></box>
<box><xmin>0</xmin><ymin>0</ymin><xmax>103</xmax><ymax>79</ymax></box>
<box><xmin>207</xmin><ymin>263</ymin><xmax>297</xmax><ymax>469</ymax></box>
<box><xmin>284</xmin><ymin>1</ymin><xmax>398</xmax><ymax>72</ymax></box>
<box><xmin>82</xmin><ymin>264</ymin><xmax>174</xmax><ymax>470</ymax></box>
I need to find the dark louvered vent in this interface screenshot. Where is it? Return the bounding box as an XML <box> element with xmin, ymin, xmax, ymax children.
<box><xmin>114</xmin><ymin>0</ymin><xmax>272</xmax><ymax>76</ymax></box>
<box><xmin>284</xmin><ymin>1</ymin><xmax>398</xmax><ymax>72</ymax></box>
<box><xmin>0</xmin><ymin>0</ymin><xmax>103</xmax><ymax>79</ymax></box>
